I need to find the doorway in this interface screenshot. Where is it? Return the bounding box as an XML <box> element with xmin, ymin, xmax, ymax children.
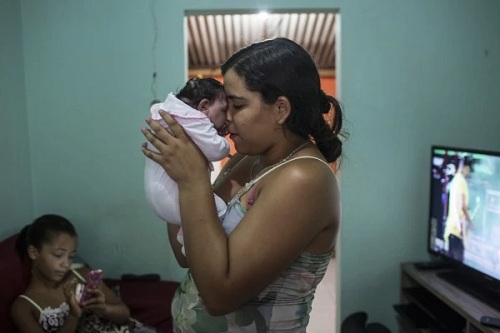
<box><xmin>185</xmin><ymin>10</ymin><xmax>339</xmax><ymax>333</ymax></box>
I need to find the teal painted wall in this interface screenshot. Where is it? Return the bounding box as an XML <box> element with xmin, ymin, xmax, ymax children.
<box><xmin>0</xmin><ymin>0</ymin><xmax>33</xmax><ymax>238</ymax></box>
<box><xmin>2</xmin><ymin>0</ymin><xmax>499</xmax><ymax>331</ymax></box>
<box><xmin>340</xmin><ymin>2</ymin><xmax>500</xmax><ymax>330</ymax></box>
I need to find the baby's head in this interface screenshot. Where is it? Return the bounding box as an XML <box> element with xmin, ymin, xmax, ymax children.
<box><xmin>177</xmin><ymin>77</ymin><xmax>228</xmax><ymax>135</ymax></box>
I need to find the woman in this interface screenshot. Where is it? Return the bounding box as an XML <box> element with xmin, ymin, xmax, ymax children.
<box><xmin>141</xmin><ymin>37</ymin><xmax>346</xmax><ymax>332</ymax></box>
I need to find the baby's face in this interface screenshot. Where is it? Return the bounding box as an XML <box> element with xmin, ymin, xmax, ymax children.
<box><xmin>206</xmin><ymin>95</ymin><xmax>228</xmax><ymax>135</ymax></box>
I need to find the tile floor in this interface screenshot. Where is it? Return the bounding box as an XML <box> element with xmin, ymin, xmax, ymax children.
<box><xmin>308</xmin><ymin>258</ymin><xmax>337</xmax><ymax>332</ymax></box>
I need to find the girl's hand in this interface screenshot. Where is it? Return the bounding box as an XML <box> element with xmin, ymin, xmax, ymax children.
<box><xmin>141</xmin><ymin>112</ymin><xmax>208</xmax><ymax>184</ymax></box>
<box><xmin>63</xmin><ymin>278</ymin><xmax>82</xmax><ymax>318</ymax></box>
<box><xmin>82</xmin><ymin>288</ymin><xmax>108</xmax><ymax>317</ymax></box>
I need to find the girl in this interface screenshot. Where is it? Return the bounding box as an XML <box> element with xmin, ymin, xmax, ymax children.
<box><xmin>10</xmin><ymin>214</ymin><xmax>138</xmax><ymax>333</ymax></box>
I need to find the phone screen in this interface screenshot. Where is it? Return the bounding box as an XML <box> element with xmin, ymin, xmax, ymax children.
<box><xmin>79</xmin><ymin>269</ymin><xmax>102</xmax><ymax>304</ymax></box>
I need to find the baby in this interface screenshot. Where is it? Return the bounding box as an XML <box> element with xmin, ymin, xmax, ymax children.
<box><xmin>144</xmin><ymin>77</ymin><xmax>230</xmax><ymax>253</ymax></box>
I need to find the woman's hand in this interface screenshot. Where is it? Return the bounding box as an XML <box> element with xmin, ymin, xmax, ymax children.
<box><xmin>141</xmin><ymin>111</ymin><xmax>208</xmax><ymax>185</ymax></box>
<box><xmin>63</xmin><ymin>278</ymin><xmax>83</xmax><ymax>318</ymax></box>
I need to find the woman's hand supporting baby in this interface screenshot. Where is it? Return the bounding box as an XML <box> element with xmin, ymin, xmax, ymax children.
<box><xmin>142</xmin><ymin>111</ymin><xmax>209</xmax><ymax>185</ymax></box>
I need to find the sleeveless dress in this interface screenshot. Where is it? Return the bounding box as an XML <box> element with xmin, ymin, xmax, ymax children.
<box><xmin>171</xmin><ymin>157</ymin><xmax>335</xmax><ymax>333</ymax></box>
<box><xmin>17</xmin><ymin>269</ymin><xmax>146</xmax><ymax>333</ymax></box>
<box><xmin>18</xmin><ymin>295</ymin><xmax>70</xmax><ymax>333</ymax></box>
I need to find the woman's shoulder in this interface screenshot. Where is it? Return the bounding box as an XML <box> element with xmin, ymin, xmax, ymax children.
<box><xmin>255</xmin><ymin>154</ymin><xmax>340</xmax><ymax>212</ymax></box>
<box><xmin>251</xmin><ymin>154</ymin><xmax>339</xmax><ymax>209</ymax></box>
<box><xmin>266</xmin><ymin>154</ymin><xmax>336</xmax><ymax>185</ymax></box>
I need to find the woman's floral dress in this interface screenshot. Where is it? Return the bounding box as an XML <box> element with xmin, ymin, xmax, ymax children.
<box><xmin>171</xmin><ymin>167</ymin><xmax>334</xmax><ymax>333</ymax></box>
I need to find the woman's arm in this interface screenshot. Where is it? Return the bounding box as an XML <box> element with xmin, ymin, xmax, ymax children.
<box><xmin>181</xmin><ymin>160</ymin><xmax>338</xmax><ymax>314</ymax></box>
<box><xmin>167</xmin><ymin>152</ymin><xmax>247</xmax><ymax>269</ymax></box>
<box><xmin>167</xmin><ymin>223</ymin><xmax>188</xmax><ymax>267</ymax></box>
<box><xmin>141</xmin><ymin>113</ymin><xmax>339</xmax><ymax>315</ymax></box>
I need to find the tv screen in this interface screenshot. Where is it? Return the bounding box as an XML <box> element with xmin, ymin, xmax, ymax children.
<box><xmin>428</xmin><ymin>145</ymin><xmax>500</xmax><ymax>282</ymax></box>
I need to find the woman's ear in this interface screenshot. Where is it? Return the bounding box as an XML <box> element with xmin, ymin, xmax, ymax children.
<box><xmin>197</xmin><ymin>98</ymin><xmax>210</xmax><ymax>115</ymax></box>
<box><xmin>275</xmin><ymin>96</ymin><xmax>291</xmax><ymax>125</ymax></box>
<box><xmin>27</xmin><ymin>245</ymin><xmax>39</xmax><ymax>260</ymax></box>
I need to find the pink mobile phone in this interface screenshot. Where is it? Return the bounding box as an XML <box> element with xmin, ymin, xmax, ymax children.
<box><xmin>79</xmin><ymin>269</ymin><xmax>102</xmax><ymax>304</ymax></box>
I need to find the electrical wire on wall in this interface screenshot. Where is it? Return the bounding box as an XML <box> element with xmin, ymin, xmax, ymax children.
<box><xmin>150</xmin><ymin>0</ymin><xmax>160</xmax><ymax>106</ymax></box>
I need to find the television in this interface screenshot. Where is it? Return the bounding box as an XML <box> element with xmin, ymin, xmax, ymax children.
<box><xmin>428</xmin><ymin>145</ymin><xmax>500</xmax><ymax>309</ymax></box>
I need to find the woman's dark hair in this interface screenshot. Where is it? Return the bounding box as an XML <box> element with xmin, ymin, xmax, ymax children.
<box><xmin>176</xmin><ymin>77</ymin><xmax>225</xmax><ymax>109</ymax></box>
<box><xmin>16</xmin><ymin>214</ymin><xmax>77</xmax><ymax>259</ymax></box>
<box><xmin>221</xmin><ymin>37</ymin><xmax>347</xmax><ymax>163</ymax></box>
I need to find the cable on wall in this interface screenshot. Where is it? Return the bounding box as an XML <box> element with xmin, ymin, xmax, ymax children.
<box><xmin>150</xmin><ymin>0</ymin><xmax>160</xmax><ymax>105</ymax></box>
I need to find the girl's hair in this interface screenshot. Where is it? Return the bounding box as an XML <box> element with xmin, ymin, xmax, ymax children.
<box><xmin>221</xmin><ymin>37</ymin><xmax>347</xmax><ymax>163</ymax></box>
<box><xmin>176</xmin><ymin>77</ymin><xmax>225</xmax><ymax>109</ymax></box>
<box><xmin>16</xmin><ymin>214</ymin><xmax>77</xmax><ymax>259</ymax></box>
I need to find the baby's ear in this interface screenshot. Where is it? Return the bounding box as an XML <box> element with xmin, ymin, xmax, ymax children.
<box><xmin>197</xmin><ymin>98</ymin><xmax>210</xmax><ymax>114</ymax></box>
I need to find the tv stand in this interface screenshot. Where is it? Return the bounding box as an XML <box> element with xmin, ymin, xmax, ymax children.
<box><xmin>437</xmin><ymin>270</ymin><xmax>500</xmax><ymax>312</ymax></box>
<box><xmin>396</xmin><ymin>263</ymin><xmax>500</xmax><ymax>333</ymax></box>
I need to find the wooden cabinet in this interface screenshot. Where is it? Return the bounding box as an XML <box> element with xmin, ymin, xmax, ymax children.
<box><xmin>396</xmin><ymin>263</ymin><xmax>500</xmax><ymax>333</ymax></box>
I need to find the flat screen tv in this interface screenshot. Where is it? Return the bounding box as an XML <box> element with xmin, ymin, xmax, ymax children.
<box><xmin>428</xmin><ymin>145</ymin><xmax>500</xmax><ymax>309</ymax></box>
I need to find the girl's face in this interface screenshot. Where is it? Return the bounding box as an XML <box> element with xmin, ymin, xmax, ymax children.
<box><xmin>223</xmin><ymin>68</ymin><xmax>278</xmax><ymax>155</ymax></box>
<box><xmin>30</xmin><ymin>233</ymin><xmax>77</xmax><ymax>282</ymax></box>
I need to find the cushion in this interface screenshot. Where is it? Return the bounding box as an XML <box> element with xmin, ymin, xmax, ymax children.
<box><xmin>105</xmin><ymin>278</ymin><xmax>179</xmax><ymax>333</ymax></box>
<box><xmin>0</xmin><ymin>234</ymin><xmax>31</xmax><ymax>333</ymax></box>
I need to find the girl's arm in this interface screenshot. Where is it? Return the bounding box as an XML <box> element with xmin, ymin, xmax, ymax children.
<box><xmin>10</xmin><ymin>297</ymin><xmax>80</xmax><ymax>333</ymax></box>
<box><xmin>78</xmin><ymin>268</ymin><xmax>130</xmax><ymax>324</ymax></box>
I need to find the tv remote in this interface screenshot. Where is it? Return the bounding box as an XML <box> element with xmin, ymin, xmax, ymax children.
<box><xmin>480</xmin><ymin>316</ymin><xmax>500</xmax><ymax>329</ymax></box>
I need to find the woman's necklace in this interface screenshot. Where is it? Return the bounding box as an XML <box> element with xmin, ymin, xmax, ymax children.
<box><xmin>226</xmin><ymin>141</ymin><xmax>311</xmax><ymax>207</ymax></box>
<box><xmin>249</xmin><ymin>141</ymin><xmax>311</xmax><ymax>180</ymax></box>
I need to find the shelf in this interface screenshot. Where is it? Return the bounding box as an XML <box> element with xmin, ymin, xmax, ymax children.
<box><xmin>398</xmin><ymin>263</ymin><xmax>500</xmax><ymax>333</ymax></box>
<box><xmin>394</xmin><ymin>303</ymin><xmax>434</xmax><ymax>329</ymax></box>
<box><xmin>436</xmin><ymin>271</ymin><xmax>500</xmax><ymax>312</ymax></box>
<box><xmin>403</xmin><ymin>287</ymin><xmax>464</xmax><ymax>332</ymax></box>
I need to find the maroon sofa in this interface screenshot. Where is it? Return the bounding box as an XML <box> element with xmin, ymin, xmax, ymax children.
<box><xmin>0</xmin><ymin>234</ymin><xmax>179</xmax><ymax>333</ymax></box>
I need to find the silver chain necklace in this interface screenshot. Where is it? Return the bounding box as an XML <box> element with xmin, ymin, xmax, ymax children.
<box><xmin>227</xmin><ymin>141</ymin><xmax>311</xmax><ymax>207</ymax></box>
<box><xmin>249</xmin><ymin>141</ymin><xmax>311</xmax><ymax>180</ymax></box>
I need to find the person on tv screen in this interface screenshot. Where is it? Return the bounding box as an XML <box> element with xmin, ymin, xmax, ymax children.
<box><xmin>444</xmin><ymin>156</ymin><xmax>474</xmax><ymax>261</ymax></box>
